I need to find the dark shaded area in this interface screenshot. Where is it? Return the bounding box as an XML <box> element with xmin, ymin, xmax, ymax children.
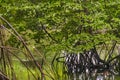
<box><xmin>56</xmin><ymin>42</ymin><xmax>120</xmax><ymax>80</ymax></box>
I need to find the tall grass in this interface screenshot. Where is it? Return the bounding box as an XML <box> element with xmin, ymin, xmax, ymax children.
<box><xmin>0</xmin><ymin>16</ymin><xmax>120</xmax><ymax>80</ymax></box>
<box><xmin>0</xmin><ymin>16</ymin><xmax>57</xmax><ymax>80</ymax></box>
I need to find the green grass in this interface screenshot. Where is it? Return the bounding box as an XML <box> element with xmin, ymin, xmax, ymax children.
<box><xmin>0</xmin><ymin>55</ymin><xmax>120</xmax><ymax>80</ymax></box>
<box><xmin>13</xmin><ymin>61</ymin><xmax>39</xmax><ymax>80</ymax></box>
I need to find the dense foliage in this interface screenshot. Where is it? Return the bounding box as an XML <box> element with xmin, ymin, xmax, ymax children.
<box><xmin>0</xmin><ymin>0</ymin><xmax>120</xmax><ymax>80</ymax></box>
<box><xmin>1</xmin><ymin>0</ymin><xmax>120</xmax><ymax>52</ymax></box>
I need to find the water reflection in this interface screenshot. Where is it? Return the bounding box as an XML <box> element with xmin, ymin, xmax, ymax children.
<box><xmin>96</xmin><ymin>75</ymin><xmax>103</xmax><ymax>80</ymax></box>
<box><xmin>56</xmin><ymin>45</ymin><xmax>120</xmax><ymax>80</ymax></box>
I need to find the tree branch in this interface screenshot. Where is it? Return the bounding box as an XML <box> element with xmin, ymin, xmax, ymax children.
<box><xmin>41</xmin><ymin>24</ymin><xmax>58</xmax><ymax>43</ymax></box>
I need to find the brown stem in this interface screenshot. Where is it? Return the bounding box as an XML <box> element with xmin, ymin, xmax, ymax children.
<box><xmin>0</xmin><ymin>16</ymin><xmax>44</xmax><ymax>80</ymax></box>
<box><xmin>0</xmin><ymin>25</ymin><xmax>7</xmax><ymax>74</ymax></box>
<box><xmin>41</xmin><ymin>24</ymin><xmax>58</xmax><ymax>43</ymax></box>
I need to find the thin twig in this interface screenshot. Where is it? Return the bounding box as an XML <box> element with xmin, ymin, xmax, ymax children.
<box><xmin>5</xmin><ymin>48</ymin><xmax>38</xmax><ymax>80</ymax></box>
<box><xmin>107</xmin><ymin>41</ymin><xmax>117</xmax><ymax>61</ymax></box>
<box><xmin>41</xmin><ymin>24</ymin><xmax>58</xmax><ymax>43</ymax></box>
<box><xmin>0</xmin><ymin>16</ymin><xmax>44</xmax><ymax>80</ymax></box>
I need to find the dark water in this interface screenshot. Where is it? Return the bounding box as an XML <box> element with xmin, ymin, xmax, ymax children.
<box><xmin>67</xmin><ymin>74</ymin><xmax>120</xmax><ymax>80</ymax></box>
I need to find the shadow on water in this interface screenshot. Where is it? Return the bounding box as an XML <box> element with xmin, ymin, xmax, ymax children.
<box><xmin>55</xmin><ymin>42</ymin><xmax>120</xmax><ymax>80</ymax></box>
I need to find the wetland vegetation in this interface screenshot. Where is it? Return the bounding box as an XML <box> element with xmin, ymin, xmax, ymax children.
<box><xmin>0</xmin><ymin>0</ymin><xmax>120</xmax><ymax>80</ymax></box>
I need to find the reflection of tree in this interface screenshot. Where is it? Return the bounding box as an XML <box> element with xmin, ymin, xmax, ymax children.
<box><xmin>56</xmin><ymin>43</ymin><xmax>120</xmax><ymax>80</ymax></box>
